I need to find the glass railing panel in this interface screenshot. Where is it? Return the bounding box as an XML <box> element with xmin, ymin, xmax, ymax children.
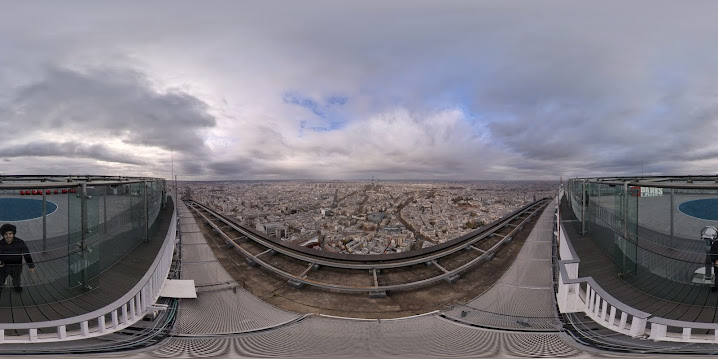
<box><xmin>587</xmin><ymin>183</ymin><xmax>619</xmax><ymax>257</ymax></box>
<box><xmin>129</xmin><ymin>182</ymin><xmax>146</xmax><ymax>242</ymax></box>
<box><xmin>574</xmin><ymin>179</ymin><xmax>718</xmax><ymax>304</ymax></box>
<box><xmin>67</xmin><ymin>185</ymin><xmax>84</xmax><ymax>289</ymax></box>
<box><xmin>0</xmin><ymin>177</ymin><xmax>168</xmax><ymax>310</ymax></box>
<box><xmin>621</xmin><ymin>190</ymin><xmax>638</xmax><ymax>277</ymax></box>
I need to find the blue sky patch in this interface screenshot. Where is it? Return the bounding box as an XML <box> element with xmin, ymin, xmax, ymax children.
<box><xmin>283</xmin><ymin>92</ymin><xmax>324</xmax><ymax>117</ymax></box>
<box><xmin>311</xmin><ymin>120</ymin><xmax>345</xmax><ymax>132</ymax></box>
<box><xmin>326</xmin><ymin>95</ymin><xmax>348</xmax><ymax>106</ymax></box>
<box><xmin>283</xmin><ymin>91</ymin><xmax>349</xmax><ymax>119</ymax></box>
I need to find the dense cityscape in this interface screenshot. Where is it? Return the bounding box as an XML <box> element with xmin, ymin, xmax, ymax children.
<box><xmin>182</xmin><ymin>180</ymin><xmax>556</xmax><ymax>254</ymax></box>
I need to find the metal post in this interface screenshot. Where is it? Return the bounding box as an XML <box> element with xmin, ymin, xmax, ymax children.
<box><xmin>103</xmin><ymin>186</ymin><xmax>108</xmax><ymax>235</ymax></box>
<box><xmin>144</xmin><ymin>181</ymin><xmax>149</xmax><ymax>243</ymax></box>
<box><xmin>81</xmin><ymin>183</ymin><xmax>87</xmax><ymax>249</ymax></box>
<box><xmin>622</xmin><ymin>181</ymin><xmax>629</xmax><ymax>273</ymax></box>
<box><xmin>161</xmin><ymin>180</ymin><xmax>167</xmax><ymax>210</ymax></box>
<box><xmin>581</xmin><ymin>180</ymin><xmax>586</xmax><ymax>235</ymax></box>
<box><xmin>81</xmin><ymin>183</ymin><xmax>88</xmax><ymax>286</ymax></box>
<box><xmin>174</xmin><ymin>175</ymin><xmax>178</xmax><ymax>215</ymax></box>
<box><xmin>597</xmin><ymin>183</ymin><xmax>601</xmax><ymax>222</ymax></box>
<box><xmin>42</xmin><ymin>189</ymin><xmax>47</xmax><ymax>251</ymax></box>
<box><xmin>670</xmin><ymin>187</ymin><xmax>674</xmax><ymax>248</ymax></box>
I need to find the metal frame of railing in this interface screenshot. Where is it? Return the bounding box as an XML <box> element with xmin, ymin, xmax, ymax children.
<box><xmin>0</xmin><ymin>176</ymin><xmax>167</xmax><ymax>288</ymax></box>
<box><xmin>555</xmin><ymin>188</ymin><xmax>718</xmax><ymax>343</ymax></box>
<box><xmin>566</xmin><ymin>176</ymin><xmax>718</xmax><ymax>299</ymax></box>
<box><xmin>0</xmin><ymin>176</ymin><xmax>175</xmax><ymax>343</ymax></box>
<box><xmin>0</xmin><ymin>204</ymin><xmax>176</xmax><ymax>343</ymax></box>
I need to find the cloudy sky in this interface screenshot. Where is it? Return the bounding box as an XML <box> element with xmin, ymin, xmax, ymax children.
<box><xmin>2</xmin><ymin>1</ymin><xmax>718</xmax><ymax>181</ymax></box>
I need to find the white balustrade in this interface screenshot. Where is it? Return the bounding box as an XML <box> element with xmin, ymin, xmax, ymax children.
<box><xmin>556</xmin><ymin>190</ymin><xmax>718</xmax><ymax>343</ymax></box>
<box><xmin>0</xmin><ymin>206</ymin><xmax>177</xmax><ymax>343</ymax></box>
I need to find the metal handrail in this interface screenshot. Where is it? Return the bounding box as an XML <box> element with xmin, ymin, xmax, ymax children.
<box><xmin>190</xmin><ymin>198</ymin><xmax>549</xmax><ymax>267</ymax></box>
<box><xmin>0</xmin><ymin>208</ymin><xmax>175</xmax><ymax>331</ymax></box>
<box><xmin>570</xmin><ymin>176</ymin><xmax>718</xmax><ymax>189</ymax></box>
<box><xmin>0</xmin><ymin>199</ymin><xmax>177</xmax><ymax>343</ymax></box>
<box><xmin>191</xmin><ymin>198</ymin><xmax>548</xmax><ymax>293</ymax></box>
<box><xmin>556</xmin><ymin>188</ymin><xmax>718</xmax><ymax>342</ymax></box>
<box><xmin>0</xmin><ymin>175</ymin><xmax>164</xmax><ymax>190</ymax></box>
<box><xmin>557</xmin><ymin>259</ymin><xmax>651</xmax><ymax>319</ymax></box>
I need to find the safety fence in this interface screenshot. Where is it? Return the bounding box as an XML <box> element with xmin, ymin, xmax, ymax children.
<box><xmin>0</xmin><ymin>176</ymin><xmax>167</xmax><ymax>301</ymax></box>
<box><xmin>556</xmin><ymin>188</ymin><xmax>718</xmax><ymax>343</ymax></box>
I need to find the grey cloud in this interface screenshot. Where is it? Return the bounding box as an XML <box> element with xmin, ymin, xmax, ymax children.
<box><xmin>8</xmin><ymin>67</ymin><xmax>215</xmax><ymax>155</ymax></box>
<box><xmin>5</xmin><ymin>1</ymin><xmax>718</xmax><ymax>179</ymax></box>
<box><xmin>212</xmin><ymin>108</ymin><xmax>503</xmax><ymax>180</ymax></box>
<box><xmin>0</xmin><ymin>141</ymin><xmax>145</xmax><ymax>165</ymax></box>
<box><xmin>207</xmin><ymin>159</ymin><xmax>317</xmax><ymax>179</ymax></box>
<box><xmin>486</xmin><ymin>87</ymin><xmax>718</xmax><ymax>177</ymax></box>
<box><xmin>180</xmin><ymin>161</ymin><xmax>207</xmax><ymax>177</ymax></box>
<box><xmin>207</xmin><ymin>160</ymin><xmax>258</xmax><ymax>177</ymax></box>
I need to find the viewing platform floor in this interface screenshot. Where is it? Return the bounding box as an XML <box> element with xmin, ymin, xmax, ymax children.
<box><xmin>561</xmin><ymin>198</ymin><xmax>718</xmax><ymax>324</ymax></box>
<box><xmin>0</xmin><ymin>198</ymin><xmax>174</xmax><ymax>327</ymax></box>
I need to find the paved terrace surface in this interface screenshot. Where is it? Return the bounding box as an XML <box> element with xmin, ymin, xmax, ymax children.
<box><xmin>0</xmin><ymin>198</ymin><xmax>173</xmax><ymax>330</ymax></box>
<box><xmin>561</xmin><ymin>197</ymin><xmax>718</xmax><ymax>325</ymax></box>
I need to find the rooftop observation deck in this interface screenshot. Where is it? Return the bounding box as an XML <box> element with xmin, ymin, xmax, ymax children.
<box><xmin>0</xmin><ymin>175</ymin><xmax>175</xmax><ymax>341</ymax></box>
<box><xmin>0</xmin><ymin>198</ymin><xmax>173</xmax><ymax>325</ymax></box>
<box><xmin>561</xmin><ymin>185</ymin><xmax>718</xmax><ymax>324</ymax></box>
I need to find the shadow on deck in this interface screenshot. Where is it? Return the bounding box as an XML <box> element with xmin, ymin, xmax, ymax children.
<box><xmin>561</xmin><ymin>196</ymin><xmax>718</xmax><ymax>324</ymax></box>
<box><xmin>0</xmin><ymin>198</ymin><xmax>174</xmax><ymax>326</ymax></box>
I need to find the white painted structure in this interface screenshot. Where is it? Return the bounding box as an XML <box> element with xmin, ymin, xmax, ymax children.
<box><xmin>555</xmin><ymin>189</ymin><xmax>718</xmax><ymax>343</ymax></box>
<box><xmin>0</xmin><ymin>209</ymin><xmax>177</xmax><ymax>343</ymax></box>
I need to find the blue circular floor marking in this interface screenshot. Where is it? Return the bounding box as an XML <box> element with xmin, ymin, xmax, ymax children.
<box><xmin>678</xmin><ymin>198</ymin><xmax>718</xmax><ymax>221</ymax></box>
<box><xmin>0</xmin><ymin>198</ymin><xmax>59</xmax><ymax>221</ymax></box>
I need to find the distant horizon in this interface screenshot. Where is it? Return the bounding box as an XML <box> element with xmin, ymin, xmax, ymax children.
<box><xmin>175</xmin><ymin>178</ymin><xmax>560</xmax><ymax>183</ymax></box>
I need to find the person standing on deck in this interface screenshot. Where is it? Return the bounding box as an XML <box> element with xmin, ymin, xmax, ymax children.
<box><xmin>711</xmin><ymin>239</ymin><xmax>718</xmax><ymax>292</ymax></box>
<box><xmin>0</xmin><ymin>224</ymin><xmax>34</xmax><ymax>293</ymax></box>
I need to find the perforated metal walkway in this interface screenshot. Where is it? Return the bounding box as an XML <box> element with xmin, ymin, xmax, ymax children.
<box><xmin>562</xmin><ymin>198</ymin><xmax>718</xmax><ymax>324</ymax></box>
<box><xmin>135</xmin><ymin>199</ymin><xmax>589</xmax><ymax>358</ymax></box>
<box><xmin>443</xmin><ymin>201</ymin><xmax>560</xmax><ymax>330</ymax></box>
<box><xmin>172</xmin><ymin>202</ymin><xmax>300</xmax><ymax>335</ymax></box>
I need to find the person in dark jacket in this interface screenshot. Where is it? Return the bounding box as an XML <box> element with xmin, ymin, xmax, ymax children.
<box><xmin>0</xmin><ymin>224</ymin><xmax>34</xmax><ymax>293</ymax></box>
<box><xmin>711</xmin><ymin>239</ymin><xmax>718</xmax><ymax>292</ymax></box>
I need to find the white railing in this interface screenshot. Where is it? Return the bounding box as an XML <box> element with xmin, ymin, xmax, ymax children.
<box><xmin>0</xmin><ymin>207</ymin><xmax>177</xmax><ymax>343</ymax></box>
<box><xmin>555</xmin><ymin>190</ymin><xmax>718</xmax><ymax>343</ymax></box>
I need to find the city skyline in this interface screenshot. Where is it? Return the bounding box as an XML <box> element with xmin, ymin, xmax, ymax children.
<box><xmin>183</xmin><ymin>180</ymin><xmax>555</xmax><ymax>254</ymax></box>
<box><xmin>3</xmin><ymin>1</ymin><xmax>718</xmax><ymax>180</ymax></box>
